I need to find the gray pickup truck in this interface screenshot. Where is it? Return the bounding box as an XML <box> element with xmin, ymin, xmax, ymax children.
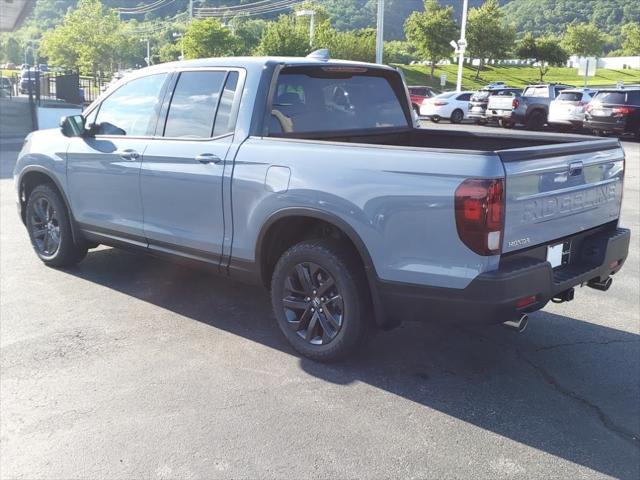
<box><xmin>487</xmin><ymin>83</ymin><xmax>572</xmax><ymax>129</ymax></box>
<box><xmin>14</xmin><ymin>54</ymin><xmax>630</xmax><ymax>361</ymax></box>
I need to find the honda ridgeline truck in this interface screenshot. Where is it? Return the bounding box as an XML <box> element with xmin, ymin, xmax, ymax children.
<box><xmin>14</xmin><ymin>53</ymin><xmax>630</xmax><ymax>361</ymax></box>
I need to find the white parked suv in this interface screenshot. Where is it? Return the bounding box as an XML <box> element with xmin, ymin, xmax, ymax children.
<box><xmin>420</xmin><ymin>91</ymin><xmax>473</xmax><ymax>123</ymax></box>
<box><xmin>548</xmin><ymin>88</ymin><xmax>597</xmax><ymax>130</ymax></box>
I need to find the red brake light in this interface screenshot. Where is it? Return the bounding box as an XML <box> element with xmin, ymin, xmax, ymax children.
<box><xmin>612</xmin><ymin>106</ymin><xmax>635</xmax><ymax>117</ymax></box>
<box><xmin>512</xmin><ymin>98</ymin><xmax>520</xmax><ymax>109</ymax></box>
<box><xmin>455</xmin><ymin>178</ymin><xmax>505</xmax><ymax>256</ymax></box>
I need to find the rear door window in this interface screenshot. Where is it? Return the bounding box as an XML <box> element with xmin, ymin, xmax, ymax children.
<box><xmin>163</xmin><ymin>71</ymin><xmax>227</xmax><ymax>138</ymax></box>
<box><xmin>456</xmin><ymin>93</ymin><xmax>472</xmax><ymax>101</ymax></box>
<box><xmin>270</xmin><ymin>68</ymin><xmax>408</xmax><ymax>134</ymax></box>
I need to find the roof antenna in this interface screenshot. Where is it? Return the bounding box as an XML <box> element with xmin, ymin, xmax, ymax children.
<box><xmin>306</xmin><ymin>49</ymin><xmax>330</xmax><ymax>61</ymax></box>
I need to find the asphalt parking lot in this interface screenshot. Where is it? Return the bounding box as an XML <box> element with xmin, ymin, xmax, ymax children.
<box><xmin>1</xmin><ymin>125</ymin><xmax>639</xmax><ymax>479</ymax></box>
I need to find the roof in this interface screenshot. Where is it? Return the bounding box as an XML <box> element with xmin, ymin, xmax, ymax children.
<box><xmin>0</xmin><ymin>0</ymin><xmax>34</xmax><ymax>32</ymax></box>
<box><xmin>137</xmin><ymin>56</ymin><xmax>395</xmax><ymax>78</ymax></box>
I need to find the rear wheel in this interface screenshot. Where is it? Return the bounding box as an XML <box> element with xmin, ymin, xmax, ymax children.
<box><xmin>526</xmin><ymin>110</ymin><xmax>546</xmax><ymax>130</ymax></box>
<box><xmin>450</xmin><ymin>109</ymin><xmax>464</xmax><ymax>124</ymax></box>
<box><xmin>26</xmin><ymin>184</ymin><xmax>87</xmax><ymax>267</ymax></box>
<box><xmin>430</xmin><ymin>115</ymin><xmax>441</xmax><ymax>123</ymax></box>
<box><xmin>499</xmin><ymin>118</ymin><xmax>514</xmax><ymax>129</ymax></box>
<box><xmin>271</xmin><ymin>239</ymin><xmax>371</xmax><ymax>362</ymax></box>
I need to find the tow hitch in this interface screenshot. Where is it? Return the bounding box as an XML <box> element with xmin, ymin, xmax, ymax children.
<box><xmin>587</xmin><ymin>277</ymin><xmax>613</xmax><ymax>292</ymax></box>
<box><xmin>552</xmin><ymin>288</ymin><xmax>575</xmax><ymax>304</ymax></box>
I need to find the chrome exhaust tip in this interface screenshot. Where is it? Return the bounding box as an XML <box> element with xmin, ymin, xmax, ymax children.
<box><xmin>503</xmin><ymin>314</ymin><xmax>529</xmax><ymax>333</ymax></box>
<box><xmin>587</xmin><ymin>277</ymin><xmax>612</xmax><ymax>292</ymax></box>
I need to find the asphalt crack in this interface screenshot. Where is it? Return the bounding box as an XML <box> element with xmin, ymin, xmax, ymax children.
<box><xmin>514</xmin><ymin>348</ymin><xmax>640</xmax><ymax>448</ymax></box>
<box><xmin>453</xmin><ymin>325</ymin><xmax>640</xmax><ymax>448</ymax></box>
<box><xmin>535</xmin><ymin>339</ymin><xmax>640</xmax><ymax>352</ymax></box>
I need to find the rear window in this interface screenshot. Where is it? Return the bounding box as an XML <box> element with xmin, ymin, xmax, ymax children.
<box><xmin>523</xmin><ymin>86</ymin><xmax>549</xmax><ymax>98</ymax></box>
<box><xmin>269</xmin><ymin>68</ymin><xmax>408</xmax><ymax>135</ymax></box>
<box><xmin>594</xmin><ymin>90</ymin><xmax>640</xmax><ymax>105</ymax></box>
<box><xmin>557</xmin><ymin>92</ymin><xmax>583</xmax><ymax>102</ymax></box>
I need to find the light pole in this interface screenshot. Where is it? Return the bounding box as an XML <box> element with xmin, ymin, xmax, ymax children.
<box><xmin>375</xmin><ymin>0</ymin><xmax>385</xmax><ymax>64</ymax></box>
<box><xmin>173</xmin><ymin>32</ymin><xmax>184</xmax><ymax>60</ymax></box>
<box><xmin>140</xmin><ymin>38</ymin><xmax>150</xmax><ymax>66</ymax></box>
<box><xmin>296</xmin><ymin>9</ymin><xmax>316</xmax><ymax>47</ymax></box>
<box><xmin>454</xmin><ymin>0</ymin><xmax>469</xmax><ymax>92</ymax></box>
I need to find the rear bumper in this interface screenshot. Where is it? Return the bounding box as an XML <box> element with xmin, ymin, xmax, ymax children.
<box><xmin>583</xmin><ymin>117</ymin><xmax>630</xmax><ymax>133</ymax></box>
<box><xmin>376</xmin><ymin>227</ymin><xmax>630</xmax><ymax>326</ymax></box>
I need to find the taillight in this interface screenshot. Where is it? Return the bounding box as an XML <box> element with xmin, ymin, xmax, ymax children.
<box><xmin>613</xmin><ymin>106</ymin><xmax>635</xmax><ymax>117</ymax></box>
<box><xmin>512</xmin><ymin>98</ymin><xmax>520</xmax><ymax>109</ymax></box>
<box><xmin>455</xmin><ymin>178</ymin><xmax>505</xmax><ymax>256</ymax></box>
<box><xmin>433</xmin><ymin>101</ymin><xmax>448</xmax><ymax>106</ymax></box>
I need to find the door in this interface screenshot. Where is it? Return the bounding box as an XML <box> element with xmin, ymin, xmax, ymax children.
<box><xmin>140</xmin><ymin>69</ymin><xmax>241</xmax><ymax>262</ymax></box>
<box><xmin>66</xmin><ymin>72</ymin><xmax>169</xmax><ymax>241</ymax></box>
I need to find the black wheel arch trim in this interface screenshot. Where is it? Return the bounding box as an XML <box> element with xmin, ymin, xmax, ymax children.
<box><xmin>18</xmin><ymin>166</ymin><xmax>83</xmax><ymax>246</ymax></box>
<box><xmin>255</xmin><ymin>207</ymin><xmax>393</xmax><ymax>329</ymax></box>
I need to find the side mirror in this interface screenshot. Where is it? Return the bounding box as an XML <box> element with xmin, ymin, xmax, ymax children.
<box><xmin>60</xmin><ymin>115</ymin><xmax>86</xmax><ymax>137</ymax></box>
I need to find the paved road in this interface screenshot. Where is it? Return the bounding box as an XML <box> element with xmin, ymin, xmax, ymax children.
<box><xmin>1</xmin><ymin>129</ymin><xmax>639</xmax><ymax>479</ymax></box>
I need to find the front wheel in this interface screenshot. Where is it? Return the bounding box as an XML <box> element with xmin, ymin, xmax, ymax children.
<box><xmin>26</xmin><ymin>184</ymin><xmax>87</xmax><ymax>267</ymax></box>
<box><xmin>450</xmin><ymin>109</ymin><xmax>464</xmax><ymax>124</ymax></box>
<box><xmin>271</xmin><ymin>240</ymin><xmax>371</xmax><ymax>362</ymax></box>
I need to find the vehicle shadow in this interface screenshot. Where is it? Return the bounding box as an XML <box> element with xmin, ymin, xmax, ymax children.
<box><xmin>66</xmin><ymin>246</ymin><xmax>640</xmax><ymax>478</ymax></box>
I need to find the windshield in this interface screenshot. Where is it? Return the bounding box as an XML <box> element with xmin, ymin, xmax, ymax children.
<box><xmin>269</xmin><ymin>68</ymin><xmax>408</xmax><ymax>135</ymax></box>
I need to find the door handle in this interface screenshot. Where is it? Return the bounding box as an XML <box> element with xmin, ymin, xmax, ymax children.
<box><xmin>115</xmin><ymin>149</ymin><xmax>140</xmax><ymax>160</ymax></box>
<box><xmin>195</xmin><ymin>153</ymin><xmax>222</xmax><ymax>164</ymax></box>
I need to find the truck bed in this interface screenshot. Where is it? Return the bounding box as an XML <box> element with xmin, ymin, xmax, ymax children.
<box><xmin>271</xmin><ymin>127</ymin><xmax>608</xmax><ymax>153</ymax></box>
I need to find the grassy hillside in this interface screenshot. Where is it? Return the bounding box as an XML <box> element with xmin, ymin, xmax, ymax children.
<box><xmin>398</xmin><ymin>64</ymin><xmax>640</xmax><ymax>91</ymax></box>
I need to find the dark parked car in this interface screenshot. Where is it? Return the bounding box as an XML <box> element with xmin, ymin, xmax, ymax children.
<box><xmin>469</xmin><ymin>87</ymin><xmax>521</xmax><ymax>124</ymax></box>
<box><xmin>584</xmin><ymin>88</ymin><xmax>640</xmax><ymax>139</ymax></box>
<box><xmin>19</xmin><ymin>69</ymin><xmax>38</xmax><ymax>94</ymax></box>
<box><xmin>408</xmin><ymin>86</ymin><xmax>437</xmax><ymax>114</ymax></box>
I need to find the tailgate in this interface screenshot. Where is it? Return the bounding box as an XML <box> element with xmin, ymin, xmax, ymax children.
<box><xmin>488</xmin><ymin>96</ymin><xmax>514</xmax><ymax>110</ymax></box>
<box><xmin>498</xmin><ymin>139</ymin><xmax>624</xmax><ymax>253</ymax></box>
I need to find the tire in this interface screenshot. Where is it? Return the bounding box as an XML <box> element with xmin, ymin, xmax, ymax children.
<box><xmin>499</xmin><ymin>118</ymin><xmax>514</xmax><ymax>129</ymax></box>
<box><xmin>430</xmin><ymin>115</ymin><xmax>441</xmax><ymax>123</ymax></box>
<box><xmin>271</xmin><ymin>239</ymin><xmax>371</xmax><ymax>362</ymax></box>
<box><xmin>526</xmin><ymin>110</ymin><xmax>546</xmax><ymax>130</ymax></box>
<box><xmin>450</xmin><ymin>109</ymin><xmax>464</xmax><ymax>124</ymax></box>
<box><xmin>25</xmin><ymin>184</ymin><xmax>87</xmax><ymax>267</ymax></box>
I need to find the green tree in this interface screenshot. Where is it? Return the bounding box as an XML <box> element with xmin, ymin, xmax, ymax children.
<box><xmin>182</xmin><ymin>18</ymin><xmax>238</xmax><ymax>59</ymax></box>
<box><xmin>516</xmin><ymin>33</ymin><xmax>568</xmax><ymax>82</ymax></box>
<box><xmin>256</xmin><ymin>15</ymin><xmax>310</xmax><ymax>56</ymax></box>
<box><xmin>466</xmin><ymin>0</ymin><xmax>516</xmax><ymax>79</ymax></box>
<box><xmin>39</xmin><ymin>0</ymin><xmax>130</xmax><ymax>74</ymax></box>
<box><xmin>231</xmin><ymin>18</ymin><xmax>268</xmax><ymax>55</ymax></box>
<box><xmin>404</xmin><ymin>0</ymin><xmax>457</xmax><ymax>78</ymax></box>
<box><xmin>157</xmin><ymin>42</ymin><xmax>181</xmax><ymax>63</ymax></box>
<box><xmin>2</xmin><ymin>37</ymin><xmax>24</xmax><ymax>64</ymax></box>
<box><xmin>619</xmin><ymin>23</ymin><xmax>640</xmax><ymax>55</ymax></box>
<box><xmin>384</xmin><ymin>40</ymin><xmax>419</xmax><ymax>64</ymax></box>
<box><xmin>562</xmin><ymin>23</ymin><xmax>607</xmax><ymax>57</ymax></box>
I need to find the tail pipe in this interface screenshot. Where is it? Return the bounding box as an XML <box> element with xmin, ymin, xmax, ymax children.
<box><xmin>503</xmin><ymin>314</ymin><xmax>529</xmax><ymax>333</ymax></box>
<box><xmin>588</xmin><ymin>277</ymin><xmax>613</xmax><ymax>292</ymax></box>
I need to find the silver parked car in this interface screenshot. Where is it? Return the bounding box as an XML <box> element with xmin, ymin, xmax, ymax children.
<box><xmin>548</xmin><ymin>88</ymin><xmax>597</xmax><ymax>130</ymax></box>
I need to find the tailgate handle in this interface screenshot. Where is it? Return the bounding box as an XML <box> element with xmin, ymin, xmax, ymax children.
<box><xmin>569</xmin><ymin>161</ymin><xmax>583</xmax><ymax>176</ymax></box>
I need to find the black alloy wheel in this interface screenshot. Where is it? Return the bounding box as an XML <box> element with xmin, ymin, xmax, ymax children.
<box><xmin>271</xmin><ymin>240</ymin><xmax>371</xmax><ymax>362</ymax></box>
<box><xmin>26</xmin><ymin>184</ymin><xmax>87</xmax><ymax>267</ymax></box>
<box><xmin>29</xmin><ymin>196</ymin><xmax>61</xmax><ymax>256</ymax></box>
<box><xmin>282</xmin><ymin>262</ymin><xmax>343</xmax><ymax>345</ymax></box>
